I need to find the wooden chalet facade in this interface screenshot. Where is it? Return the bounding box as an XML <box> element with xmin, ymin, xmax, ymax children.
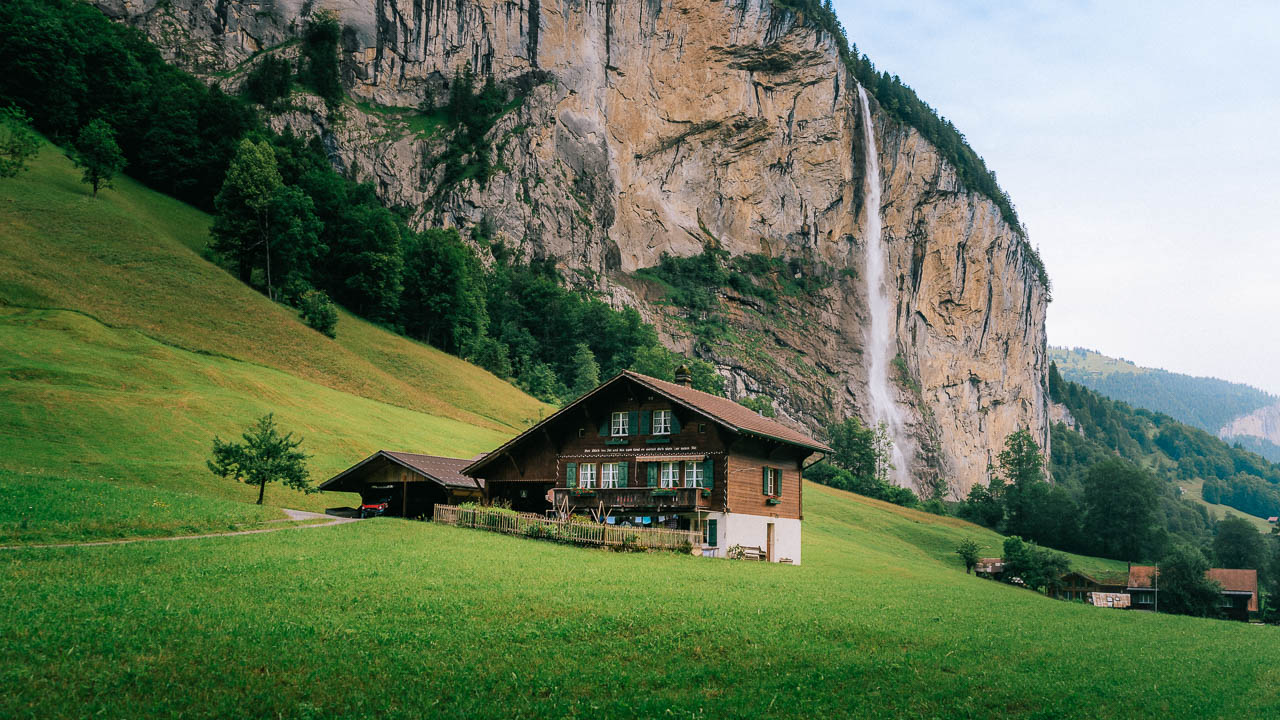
<box><xmin>462</xmin><ymin>369</ymin><xmax>830</xmax><ymax>564</ymax></box>
<box><xmin>320</xmin><ymin>451</ymin><xmax>484</xmax><ymax>518</ymax></box>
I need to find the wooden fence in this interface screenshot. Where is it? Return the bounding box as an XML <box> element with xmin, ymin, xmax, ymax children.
<box><xmin>433</xmin><ymin>504</ymin><xmax>699</xmax><ymax>552</ymax></box>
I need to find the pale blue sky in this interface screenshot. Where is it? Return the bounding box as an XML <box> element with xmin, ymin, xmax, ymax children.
<box><xmin>831</xmin><ymin>1</ymin><xmax>1280</xmax><ymax>394</ymax></box>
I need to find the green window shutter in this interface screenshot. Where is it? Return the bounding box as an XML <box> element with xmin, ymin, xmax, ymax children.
<box><xmin>639</xmin><ymin>410</ymin><xmax>651</xmax><ymax>434</ymax></box>
<box><xmin>566</xmin><ymin>462</ymin><xmax>577</xmax><ymax>488</ymax></box>
<box><xmin>763</xmin><ymin>466</ymin><xmax>771</xmax><ymax>495</ymax></box>
<box><xmin>670</xmin><ymin>412</ymin><xmax>682</xmax><ymax>434</ymax></box>
<box><xmin>707</xmin><ymin>519</ymin><xmax>718</xmax><ymax>547</ymax></box>
<box><xmin>647</xmin><ymin>462</ymin><xmax>658</xmax><ymax>487</ymax></box>
<box><xmin>628</xmin><ymin>411</ymin><xmax>639</xmax><ymax>436</ymax></box>
<box><xmin>619</xmin><ymin>461</ymin><xmax>629</xmax><ymax>486</ymax></box>
<box><xmin>702</xmin><ymin>459</ymin><xmax>714</xmax><ymax>489</ymax></box>
<box><xmin>775</xmin><ymin>469</ymin><xmax>782</xmax><ymax>497</ymax></box>
<box><xmin>598</xmin><ymin>419</ymin><xmax>609</xmax><ymax>437</ymax></box>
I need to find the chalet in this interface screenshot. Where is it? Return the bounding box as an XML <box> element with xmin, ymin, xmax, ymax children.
<box><xmin>1127</xmin><ymin>565</ymin><xmax>1259</xmax><ymax>620</ymax></box>
<box><xmin>1057</xmin><ymin>570</ymin><xmax>1128</xmax><ymax>603</ymax></box>
<box><xmin>974</xmin><ymin>558</ymin><xmax>1005</xmax><ymax>577</ymax></box>
<box><xmin>319</xmin><ymin>451</ymin><xmax>485</xmax><ymax>518</ymax></box>
<box><xmin>461</xmin><ymin>368</ymin><xmax>831</xmax><ymax>564</ymax></box>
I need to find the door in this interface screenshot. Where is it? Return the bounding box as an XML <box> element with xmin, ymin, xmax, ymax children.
<box><xmin>766</xmin><ymin>522</ymin><xmax>775</xmax><ymax>562</ymax></box>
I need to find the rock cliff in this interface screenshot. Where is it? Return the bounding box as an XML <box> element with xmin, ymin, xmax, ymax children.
<box><xmin>96</xmin><ymin>0</ymin><xmax>1050</xmax><ymax>496</ymax></box>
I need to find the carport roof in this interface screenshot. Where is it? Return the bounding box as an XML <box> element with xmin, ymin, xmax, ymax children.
<box><xmin>320</xmin><ymin>451</ymin><xmax>485</xmax><ymax>492</ymax></box>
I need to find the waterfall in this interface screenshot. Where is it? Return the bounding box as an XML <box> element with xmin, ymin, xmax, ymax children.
<box><xmin>856</xmin><ymin>84</ymin><xmax>910</xmax><ymax>486</ymax></box>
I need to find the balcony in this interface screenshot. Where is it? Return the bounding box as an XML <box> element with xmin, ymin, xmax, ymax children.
<box><xmin>551</xmin><ymin>486</ymin><xmax>710</xmax><ymax>511</ymax></box>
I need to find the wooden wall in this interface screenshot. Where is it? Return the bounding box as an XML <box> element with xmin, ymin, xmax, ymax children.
<box><xmin>723</xmin><ymin>438</ymin><xmax>805</xmax><ymax>520</ymax></box>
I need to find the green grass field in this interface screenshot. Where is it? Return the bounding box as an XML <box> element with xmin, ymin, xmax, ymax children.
<box><xmin>1</xmin><ymin>484</ymin><xmax>1276</xmax><ymax>719</ymax></box>
<box><xmin>0</xmin><ymin>144</ymin><xmax>549</xmax><ymax>520</ymax></box>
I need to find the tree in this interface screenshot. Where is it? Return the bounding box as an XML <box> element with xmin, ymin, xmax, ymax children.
<box><xmin>1157</xmin><ymin>544</ymin><xmax>1222</xmax><ymax>617</ymax></box>
<box><xmin>297</xmin><ymin>289</ymin><xmax>338</xmax><ymax>338</ymax></box>
<box><xmin>244</xmin><ymin>55</ymin><xmax>293</xmax><ymax>111</ymax></box>
<box><xmin>0</xmin><ymin>105</ymin><xmax>40</xmax><ymax>178</ymax></box>
<box><xmin>207</xmin><ymin>414</ymin><xmax>312</xmax><ymax>505</ymax></box>
<box><xmin>400</xmin><ymin>228</ymin><xmax>487</xmax><ymax>353</ymax></box>
<box><xmin>1081</xmin><ymin>458</ymin><xmax>1160</xmax><ymax>561</ymax></box>
<box><xmin>1002</xmin><ymin>536</ymin><xmax>1070</xmax><ymax>594</ymax></box>
<box><xmin>300</xmin><ymin>11</ymin><xmax>342</xmax><ymax>107</ymax></box>
<box><xmin>210</xmin><ymin>138</ymin><xmax>282</xmax><ymax>287</ymax></box>
<box><xmin>828</xmin><ymin>416</ymin><xmax>877</xmax><ymax>479</ymax></box>
<box><xmin>1213</xmin><ymin>516</ymin><xmax>1267</xmax><ymax>572</ymax></box>
<box><xmin>567</xmin><ymin>343</ymin><xmax>600</xmax><ymax>398</ymax></box>
<box><xmin>956</xmin><ymin>538</ymin><xmax>980</xmax><ymax>574</ymax></box>
<box><xmin>871</xmin><ymin>421</ymin><xmax>895</xmax><ymax>487</ymax></box>
<box><xmin>998</xmin><ymin>429</ymin><xmax>1048</xmax><ymax>539</ymax></box>
<box><xmin>738</xmin><ymin>396</ymin><xmax>775</xmax><ymax>417</ymax></box>
<box><xmin>68</xmin><ymin>119</ymin><xmax>125</xmax><ymax>196</ymax></box>
<box><xmin>959</xmin><ymin>480</ymin><xmax>1004</xmax><ymax>529</ymax></box>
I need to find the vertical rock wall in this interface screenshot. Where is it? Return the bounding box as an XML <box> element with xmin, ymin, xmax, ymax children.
<box><xmin>97</xmin><ymin>0</ymin><xmax>1050</xmax><ymax>496</ymax></box>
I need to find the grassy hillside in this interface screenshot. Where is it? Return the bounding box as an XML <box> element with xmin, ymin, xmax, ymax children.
<box><xmin>1051</xmin><ymin>347</ymin><xmax>1275</xmax><ymax>433</ymax></box>
<box><xmin>2</xmin><ymin>483</ymin><xmax>1274</xmax><ymax>719</ymax></box>
<box><xmin>0</xmin><ymin>144</ymin><xmax>549</xmax><ymax>517</ymax></box>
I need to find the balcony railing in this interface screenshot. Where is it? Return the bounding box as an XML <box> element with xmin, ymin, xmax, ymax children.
<box><xmin>551</xmin><ymin>486</ymin><xmax>709</xmax><ymax>510</ymax></box>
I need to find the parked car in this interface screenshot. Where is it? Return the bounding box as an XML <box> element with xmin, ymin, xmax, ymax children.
<box><xmin>359</xmin><ymin>498</ymin><xmax>391</xmax><ymax>519</ymax></box>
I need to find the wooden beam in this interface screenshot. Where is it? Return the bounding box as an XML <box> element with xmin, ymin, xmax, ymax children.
<box><xmin>505</xmin><ymin>451</ymin><xmax>523</xmax><ymax>478</ymax></box>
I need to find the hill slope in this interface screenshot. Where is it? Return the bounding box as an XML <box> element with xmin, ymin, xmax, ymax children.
<box><xmin>0</xmin><ymin>143</ymin><xmax>549</xmax><ymax>511</ymax></box>
<box><xmin>1050</xmin><ymin>347</ymin><xmax>1276</xmax><ymax>434</ymax></box>
<box><xmin>3</xmin><ymin>483</ymin><xmax>1275</xmax><ymax>719</ymax></box>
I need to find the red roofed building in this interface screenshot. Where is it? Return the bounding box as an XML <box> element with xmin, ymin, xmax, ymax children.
<box><xmin>463</xmin><ymin>369</ymin><xmax>831</xmax><ymax>564</ymax></box>
<box><xmin>1127</xmin><ymin>565</ymin><xmax>1259</xmax><ymax>620</ymax></box>
<box><xmin>320</xmin><ymin>451</ymin><xmax>485</xmax><ymax>518</ymax></box>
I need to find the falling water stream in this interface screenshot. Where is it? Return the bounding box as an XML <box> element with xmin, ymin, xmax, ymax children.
<box><xmin>856</xmin><ymin>85</ymin><xmax>910</xmax><ymax>485</ymax></box>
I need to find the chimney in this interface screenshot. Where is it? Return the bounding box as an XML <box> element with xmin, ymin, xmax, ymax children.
<box><xmin>674</xmin><ymin>364</ymin><xmax>692</xmax><ymax>388</ymax></box>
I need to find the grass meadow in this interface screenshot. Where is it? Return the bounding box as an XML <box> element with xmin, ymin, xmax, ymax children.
<box><xmin>1</xmin><ymin>484</ymin><xmax>1276</xmax><ymax>719</ymax></box>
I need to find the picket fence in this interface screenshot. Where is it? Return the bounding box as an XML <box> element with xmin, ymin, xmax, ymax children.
<box><xmin>433</xmin><ymin>504</ymin><xmax>698</xmax><ymax>552</ymax></box>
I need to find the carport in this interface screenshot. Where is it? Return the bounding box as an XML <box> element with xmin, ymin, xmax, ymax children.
<box><xmin>319</xmin><ymin>451</ymin><xmax>484</xmax><ymax>519</ymax></box>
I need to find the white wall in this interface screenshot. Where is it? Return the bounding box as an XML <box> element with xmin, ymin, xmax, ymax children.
<box><xmin>702</xmin><ymin>512</ymin><xmax>802</xmax><ymax>565</ymax></box>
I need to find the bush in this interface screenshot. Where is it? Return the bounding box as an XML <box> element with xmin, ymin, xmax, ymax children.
<box><xmin>297</xmin><ymin>289</ymin><xmax>338</xmax><ymax>338</ymax></box>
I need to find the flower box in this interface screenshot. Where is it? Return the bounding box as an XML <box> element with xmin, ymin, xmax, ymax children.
<box><xmin>605</xmin><ymin>438</ymin><xmax>629</xmax><ymax>446</ymax></box>
<box><xmin>645</xmin><ymin>437</ymin><xmax>671</xmax><ymax>444</ymax></box>
<box><xmin>651</xmin><ymin>489</ymin><xmax>678</xmax><ymax>497</ymax></box>
<box><xmin>766</xmin><ymin>497</ymin><xmax>782</xmax><ymax>506</ymax></box>
<box><xmin>701</xmin><ymin>489</ymin><xmax>712</xmax><ymax>498</ymax></box>
<box><xmin>570</xmin><ymin>488</ymin><xmax>596</xmax><ymax>497</ymax></box>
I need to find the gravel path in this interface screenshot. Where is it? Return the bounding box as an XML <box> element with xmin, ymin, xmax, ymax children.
<box><xmin>0</xmin><ymin>509</ymin><xmax>359</xmax><ymax>550</ymax></box>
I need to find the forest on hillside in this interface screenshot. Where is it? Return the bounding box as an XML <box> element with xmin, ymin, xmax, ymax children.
<box><xmin>1051</xmin><ymin>347</ymin><xmax>1276</xmax><ymax>434</ymax></box>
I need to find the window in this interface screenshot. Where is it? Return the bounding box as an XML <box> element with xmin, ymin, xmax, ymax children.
<box><xmin>763</xmin><ymin>467</ymin><xmax>781</xmax><ymax>496</ymax></box>
<box><xmin>601</xmin><ymin>463</ymin><xmax>619</xmax><ymax>488</ymax></box>
<box><xmin>579</xmin><ymin>463</ymin><xmax>596</xmax><ymax>488</ymax></box>
<box><xmin>660</xmin><ymin>462</ymin><xmax>679</xmax><ymax>488</ymax></box>
<box><xmin>611</xmin><ymin>412</ymin><xmax>628</xmax><ymax>436</ymax></box>
<box><xmin>653</xmin><ymin>409</ymin><xmax>672</xmax><ymax>435</ymax></box>
<box><xmin>685</xmin><ymin>461</ymin><xmax>703</xmax><ymax>488</ymax></box>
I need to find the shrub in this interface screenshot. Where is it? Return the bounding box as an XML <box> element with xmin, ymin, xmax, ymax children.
<box><xmin>297</xmin><ymin>289</ymin><xmax>338</xmax><ymax>338</ymax></box>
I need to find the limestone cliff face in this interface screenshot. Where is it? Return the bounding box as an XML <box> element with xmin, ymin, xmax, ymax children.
<box><xmin>1220</xmin><ymin>403</ymin><xmax>1280</xmax><ymax>447</ymax></box>
<box><xmin>97</xmin><ymin>0</ymin><xmax>1050</xmax><ymax>496</ymax></box>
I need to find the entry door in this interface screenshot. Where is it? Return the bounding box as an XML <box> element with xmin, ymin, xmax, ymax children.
<box><xmin>766</xmin><ymin>522</ymin><xmax>776</xmax><ymax>562</ymax></box>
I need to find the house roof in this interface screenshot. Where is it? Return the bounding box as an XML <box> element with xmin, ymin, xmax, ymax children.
<box><xmin>320</xmin><ymin>451</ymin><xmax>484</xmax><ymax>491</ymax></box>
<box><xmin>1127</xmin><ymin>565</ymin><xmax>1160</xmax><ymax>589</ymax></box>
<box><xmin>1207</xmin><ymin>568</ymin><xmax>1259</xmax><ymax>610</ymax></box>
<box><xmin>464</xmin><ymin>370</ymin><xmax>830</xmax><ymax>476</ymax></box>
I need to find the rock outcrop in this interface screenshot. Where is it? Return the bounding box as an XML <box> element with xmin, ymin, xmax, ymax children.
<box><xmin>97</xmin><ymin>0</ymin><xmax>1050</xmax><ymax>496</ymax></box>
<box><xmin>1221</xmin><ymin>403</ymin><xmax>1280</xmax><ymax>448</ymax></box>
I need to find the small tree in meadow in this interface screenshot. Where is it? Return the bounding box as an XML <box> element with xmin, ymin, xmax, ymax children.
<box><xmin>208</xmin><ymin>414</ymin><xmax>313</xmax><ymax>505</ymax></box>
<box><xmin>956</xmin><ymin>538</ymin><xmax>981</xmax><ymax>574</ymax></box>
<box><xmin>69</xmin><ymin>119</ymin><xmax>126</xmax><ymax>197</ymax></box>
<box><xmin>297</xmin><ymin>289</ymin><xmax>338</xmax><ymax>338</ymax></box>
<box><xmin>0</xmin><ymin>106</ymin><xmax>41</xmax><ymax>178</ymax></box>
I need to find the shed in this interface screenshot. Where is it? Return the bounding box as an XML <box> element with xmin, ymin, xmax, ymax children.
<box><xmin>320</xmin><ymin>451</ymin><xmax>484</xmax><ymax>518</ymax></box>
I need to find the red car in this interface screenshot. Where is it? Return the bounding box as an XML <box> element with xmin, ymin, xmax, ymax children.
<box><xmin>359</xmin><ymin>499</ymin><xmax>390</xmax><ymax>519</ymax></box>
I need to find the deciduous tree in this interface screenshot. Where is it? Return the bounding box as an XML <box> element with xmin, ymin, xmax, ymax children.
<box><xmin>0</xmin><ymin>105</ymin><xmax>40</xmax><ymax>178</ymax></box>
<box><xmin>69</xmin><ymin>118</ymin><xmax>125</xmax><ymax>196</ymax></box>
<box><xmin>208</xmin><ymin>414</ymin><xmax>312</xmax><ymax>505</ymax></box>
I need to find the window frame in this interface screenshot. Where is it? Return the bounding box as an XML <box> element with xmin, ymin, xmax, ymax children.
<box><xmin>660</xmin><ymin>461</ymin><xmax>679</xmax><ymax>488</ymax></box>
<box><xmin>652</xmin><ymin>409</ymin><xmax>672</xmax><ymax>435</ymax></box>
<box><xmin>601</xmin><ymin>463</ymin><xmax>619</xmax><ymax>488</ymax></box>
<box><xmin>579</xmin><ymin>462</ymin><xmax>596</xmax><ymax>488</ymax></box>
<box><xmin>685</xmin><ymin>461</ymin><xmax>703</xmax><ymax>488</ymax></box>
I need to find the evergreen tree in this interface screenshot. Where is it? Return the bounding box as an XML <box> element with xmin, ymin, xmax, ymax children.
<box><xmin>300</xmin><ymin>11</ymin><xmax>342</xmax><ymax>107</ymax></box>
<box><xmin>568</xmin><ymin>343</ymin><xmax>600</xmax><ymax>398</ymax></box>
<box><xmin>69</xmin><ymin>118</ymin><xmax>125</xmax><ymax>196</ymax></box>
<box><xmin>400</xmin><ymin>228</ymin><xmax>487</xmax><ymax>353</ymax></box>
<box><xmin>998</xmin><ymin>429</ymin><xmax>1046</xmax><ymax>538</ymax></box>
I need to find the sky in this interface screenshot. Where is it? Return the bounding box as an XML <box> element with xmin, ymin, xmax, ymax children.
<box><xmin>830</xmin><ymin>1</ymin><xmax>1280</xmax><ymax>395</ymax></box>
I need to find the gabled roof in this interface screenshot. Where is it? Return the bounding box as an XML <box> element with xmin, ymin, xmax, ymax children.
<box><xmin>1127</xmin><ymin>565</ymin><xmax>1158</xmax><ymax>589</ymax></box>
<box><xmin>320</xmin><ymin>451</ymin><xmax>484</xmax><ymax>491</ymax></box>
<box><xmin>1207</xmin><ymin>568</ymin><xmax>1259</xmax><ymax>610</ymax></box>
<box><xmin>464</xmin><ymin>370</ymin><xmax>830</xmax><ymax>476</ymax></box>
